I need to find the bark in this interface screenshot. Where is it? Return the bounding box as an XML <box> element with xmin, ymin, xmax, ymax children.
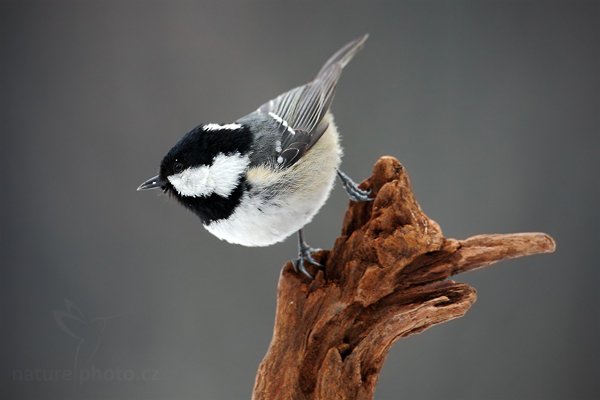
<box><xmin>253</xmin><ymin>156</ymin><xmax>556</xmax><ymax>400</ymax></box>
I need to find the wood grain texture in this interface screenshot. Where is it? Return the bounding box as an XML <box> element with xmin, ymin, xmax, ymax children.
<box><xmin>253</xmin><ymin>156</ymin><xmax>555</xmax><ymax>400</ymax></box>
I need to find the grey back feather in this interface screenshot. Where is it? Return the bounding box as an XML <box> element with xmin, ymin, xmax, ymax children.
<box><xmin>244</xmin><ymin>34</ymin><xmax>368</xmax><ymax>168</ymax></box>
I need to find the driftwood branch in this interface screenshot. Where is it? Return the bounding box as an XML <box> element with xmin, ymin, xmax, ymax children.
<box><xmin>253</xmin><ymin>156</ymin><xmax>555</xmax><ymax>400</ymax></box>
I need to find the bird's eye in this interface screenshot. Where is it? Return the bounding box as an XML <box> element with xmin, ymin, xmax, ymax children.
<box><xmin>174</xmin><ymin>163</ymin><xmax>184</xmax><ymax>173</ymax></box>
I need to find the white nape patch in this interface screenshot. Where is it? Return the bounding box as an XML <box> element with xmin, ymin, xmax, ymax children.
<box><xmin>203</xmin><ymin>123</ymin><xmax>242</xmax><ymax>131</ymax></box>
<box><xmin>167</xmin><ymin>153</ymin><xmax>249</xmax><ymax>197</ymax></box>
<box><xmin>268</xmin><ymin>112</ymin><xmax>295</xmax><ymax>135</ymax></box>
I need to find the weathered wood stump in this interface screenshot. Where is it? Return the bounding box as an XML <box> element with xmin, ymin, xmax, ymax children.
<box><xmin>253</xmin><ymin>156</ymin><xmax>555</xmax><ymax>400</ymax></box>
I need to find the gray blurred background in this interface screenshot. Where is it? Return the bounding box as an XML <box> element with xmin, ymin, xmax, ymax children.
<box><xmin>1</xmin><ymin>1</ymin><xmax>598</xmax><ymax>399</ymax></box>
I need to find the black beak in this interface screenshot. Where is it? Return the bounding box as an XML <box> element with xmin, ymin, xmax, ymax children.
<box><xmin>137</xmin><ymin>175</ymin><xmax>165</xmax><ymax>191</ymax></box>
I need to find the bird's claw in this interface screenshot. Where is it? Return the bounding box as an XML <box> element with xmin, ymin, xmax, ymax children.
<box><xmin>292</xmin><ymin>245</ymin><xmax>323</xmax><ymax>279</ymax></box>
<box><xmin>337</xmin><ymin>169</ymin><xmax>373</xmax><ymax>202</ymax></box>
<box><xmin>344</xmin><ymin>184</ymin><xmax>373</xmax><ymax>202</ymax></box>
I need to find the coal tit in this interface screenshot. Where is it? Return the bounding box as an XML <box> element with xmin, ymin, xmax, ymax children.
<box><xmin>138</xmin><ymin>35</ymin><xmax>371</xmax><ymax>278</ymax></box>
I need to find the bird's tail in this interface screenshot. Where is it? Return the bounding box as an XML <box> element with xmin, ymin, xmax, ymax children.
<box><xmin>316</xmin><ymin>34</ymin><xmax>369</xmax><ymax>78</ymax></box>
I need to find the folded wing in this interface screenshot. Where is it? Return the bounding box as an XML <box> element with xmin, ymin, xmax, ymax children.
<box><xmin>255</xmin><ymin>34</ymin><xmax>368</xmax><ymax>168</ymax></box>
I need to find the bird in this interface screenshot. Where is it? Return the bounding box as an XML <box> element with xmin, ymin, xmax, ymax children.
<box><xmin>138</xmin><ymin>35</ymin><xmax>371</xmax><ymax>279</ymax></box>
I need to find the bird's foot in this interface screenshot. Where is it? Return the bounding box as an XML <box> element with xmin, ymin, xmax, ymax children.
<box><xmin>337</xmin><ymin>169</ymin><xmax>373</xmax><ymax>202</ymax></box>
<box><xmin>292</xmin><ymin>243</ymin><xmax>323</xmax><ymax>280</ymax></box>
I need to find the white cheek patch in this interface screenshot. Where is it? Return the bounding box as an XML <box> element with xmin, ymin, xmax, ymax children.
<box><xmin>167</xmin><ymin>153</ymin><xmax>249</xmax><ymax>198</ymax></box>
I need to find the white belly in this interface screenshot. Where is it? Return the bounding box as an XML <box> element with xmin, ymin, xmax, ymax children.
<box><xmin>204</xmin><ymin>114</ymin><xmax>342</xmax><ymax>247</ymax></box>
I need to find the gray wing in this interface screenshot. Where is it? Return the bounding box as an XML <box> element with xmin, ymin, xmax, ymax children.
<box><xmin>253</xmin><ymin>34</ymin><xmax>368</xmax><ymax>168</ymax></box>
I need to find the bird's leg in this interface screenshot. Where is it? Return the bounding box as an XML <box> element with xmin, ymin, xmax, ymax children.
<box><xmin>292</xmin><ymin>229</ymin><xmax>323</xmax><ymax>279</ymax></box>
<box><xmin>337</xmin><ymin>169</ymin><xmax>372</xmax><ymax>202</ymax></box>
